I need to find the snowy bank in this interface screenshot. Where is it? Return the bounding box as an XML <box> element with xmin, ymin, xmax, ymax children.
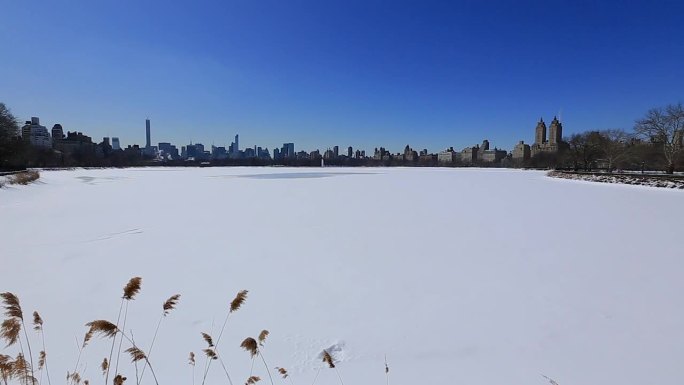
<box><xmin>547</xmin><ymin>170</ymin><xmax>684</xmax><ymax>189</ymax></box>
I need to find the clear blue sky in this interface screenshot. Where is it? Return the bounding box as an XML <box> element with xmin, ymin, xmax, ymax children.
<box><xmin>1</xmin><ymin>0</ymin><xmax>683</xmax><ymax>153</ymax></box>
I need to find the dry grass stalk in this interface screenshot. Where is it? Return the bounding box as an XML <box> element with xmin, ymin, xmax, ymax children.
<box><xmin>162</xmin><ymin>294</ymin><xmax>180</xmax><ymax>316</ymax></box>
<box><xmin>101</xmin><ymin>358</ymin><xmax>109</xmax><ymax>375</ymax></box>
<box><xmin>122</xmin><ymin>277</ymin><xmax>142</xmax><ymax>300</ymax></box>
<box><xmin>0</xmin><ymin>318</ymin><xmax>21</xmax><ymax>346</ymax></box>
<box><xmin>275</xmin><ymin>367</ymin><xmax>288</xmax><ymax>379</ymax></box>
<box><xmin>113</xmin><ymin>374</ymin><xmax>127</xmax><ymax>385</ymax></box>
<box><xmin>85</xmin><ymin>320</ymin><xmax>118</xmax><ymax>338</ymax></box>
<box><xmin>9</xmin><ymin>171</ymin><xmax>40</xmax><ymax>185</ymax></box>
<box><xmin>240</xmin><ymin>338</ymin><xmax>259</xmax><ymax>358</ymax></box>
<box><xmin>258</xmin><ymin>330</ymin><xmax>269</xmax><ymax>346</ymax></box>
<box><xmin>138</xmin><ymin>293</ymin><xmax>181</xmax><ymax>385</ymax></box>
<box><xmin>201</xmin><ymin>289</ymin><xmax>249</xmax><ymax>385</ymax></box>
<box><xmin>322</xmin><ymin>350</ymin><xmax>335</xmax><ymax>368</ymax></box>
<box><xmin>32</xmin><ymin>312</ymin><xmax>43</xmax><ymax>331</ymax></box>
<box><xmin>203</xmin><ymin>349</ymin><xmax>218</xmax><ymax>360</ymax></box>
<box><xmin>189</xmin><ymin>352</ymin><xmax>196</xmax><ymax>366</ymax></box>
<box><xmin>542</xmin><ymin>375</ymin><xmax>560</xmax><ymax>385</ymax></box>
<box><xmin>384</xmin><ymin>355</ymin><xmax>389</xmax><ymax>385</ymax></box>
<box><xmin>0</xmin><ymin>292</ymin><xmax>23</xmax><ymax>320</ymax></box>
<box><xmin>202</xmin><ymin>333</ymin><xmax>214</xmax><ymax>347</ymax></box>
<box><xmin>125</xmin><ymin>346</ymin><xmax>146</xmax><ymax>363</ymax></box>
<box><xmin>245</xmin><ymin>375</ymin><xmax>261</xmax><ymax>384</ymax></box>
<box><xmin>230</xmin><ymin>290</ymin><xmax>248</xmax><ymax>313</ymax></box>
<box><xmin>38</xmin><ymin>351</ymin><xmax>46</xmax><ymax>370</ymax></box>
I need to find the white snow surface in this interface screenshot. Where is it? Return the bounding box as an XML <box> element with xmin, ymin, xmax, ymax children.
<box><xmin>1</xmin><ymin>167</ymin><xmax>683</xmax><ymax>385</ymax></box>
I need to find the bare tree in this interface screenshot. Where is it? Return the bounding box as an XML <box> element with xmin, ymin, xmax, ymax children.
<box><xmin>0</xmin><ymin>103</ymin><xmax>19</xmax><ymax>143</ymax></box>
<box><xmin>0</xmin><ymin>103</ymin><xmax>21</xmax><ymax>169</ymax></box>
<box><xmin>598</xmin><ymin>129</ymin><xmax>631</xmax><ymax>172</ymax></box>
<box><xmin>567</xmin><ymin>131</ymin><xmax>604</xmax><ymax>171</ymax></box>
<box><xmin>634</xmin><ymin>103</ymin><xmax>684</xmax><ymax>174</ymax></box>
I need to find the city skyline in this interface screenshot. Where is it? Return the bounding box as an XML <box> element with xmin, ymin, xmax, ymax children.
<box><xmin>14</xmin><ymin>114</ymin><xmax>548</xmax><ymax>157</ymax></box>
<box><xmin>2</xmin><ymin>1</ymin><xmax>683</xmax><ymax>151</ymax></box>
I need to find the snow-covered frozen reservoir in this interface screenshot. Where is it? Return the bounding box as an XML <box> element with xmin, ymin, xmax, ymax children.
<box><xmin>1</xmin><ymin>167</ymin><xmax>682</xmax><ymax>385</ymax></box>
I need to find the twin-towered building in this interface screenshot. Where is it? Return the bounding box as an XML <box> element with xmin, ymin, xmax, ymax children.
<box><xmin>531</xmin><ymin>116</ymin><xmax>563</xmax><ymax>156</ymax></box>
<box><xmin>512</xmin><ymin>116</ymin><xmax>564</xmax><ymax>161</ymax></box>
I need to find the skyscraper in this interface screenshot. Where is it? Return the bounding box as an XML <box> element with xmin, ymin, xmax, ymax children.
<box><xmin>112</xmin><ymin>137</ymin><xmax>121</xmax><ymax>150</ymax></box>
<box><xmin>548</xmin><ymin>116</ymin><xmax>563</xmax><ymax>145</ymax></box>
<box><xmin>145</xmin><ymin>119</ymin><xmax>151</xmax><ymax>148</ymax></box>
<box><xmin>282</xmin><ymin>143</ymin><xmax>294</xmax><ymax>158</ymax></box>
<box><xmin>534</xmin><ymin>118</ymin><xmax>546</xmax><ymax>145</ymax></box>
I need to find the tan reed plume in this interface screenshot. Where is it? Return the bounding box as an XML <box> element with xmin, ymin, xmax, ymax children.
<box><xmin>258</xmin><ymin>330</ymin><xmax>269</xmax><ymax>346</ymax></box>
<box><xmin>84</xmin><ymin>380</ymin><xmax>89</xmax><ymax>385</ymax></box>
<box><xmin>240</xmin><ymin>337</ymin><xmax>258</xmax><ymax>358</ymax></box>
<box><xmin>0</xmin><ymin>318</ymin><xmax>21</xmax><ymax>346</ymax></box>
<box><xmin>82</xmin><ymin>329</ymin><xmax>94</xmax><ymax>348</ymax></box>
<box><xmin>0</xmin><ymin>354</ymin><xmax>11</xmax><ymax>378</ymax></box>
<box><xmin>201</xmin><ymin>332</ymin><xmax>214</xmax><ymax>347</ymax></box>
<box><xmin>84</xmin><ymin>320</ymin><xmax>118</xmax><ymax>338</ymax></box>
<box><xmin>122</xmin><ymin>277</ymin><xmax>142</xmax><ymax>300</ymax></box>
<box><xmin>203</xmin><ymin>349</ymin><xmax>218</xmax><ymax>360</ymax></box>
<box><xmin>32</xmin><ymin>311</ymin><xmax>43</xmax><ymax>331</ymax></box>
<box><xmin>275</xmin><ymin>367</ymin><xmax>289</xmax><ymax>379</ymax></box>
<box><xmin>68</xmin><ymin>371</ymin><xmax>81</xmax><ymax>384</ymax></box>
<box><xmin>100</xmin><ymin>358</ymin><xmax>109</xmax><ymax>375</ymax></box>
<box><xmin>0</xmin><ymin>292</ymin><xmax>23</xmax><ymax>320</ymax></box>
<box><xmin>322</xmin><ymin>350</ymin><xmax>335</xmax><ymax>368</ymax></box>
<box><xmin>246</xmin><ymin>375</ymin><xmax>261</xmax><ymax>384</ymax></box>
<box><xmin>13</xmin><ymin>353</ymin><xmax>36</xmax><ymax>384</ymax></box>
<box><xmin>163</xmin><ymin>294</ymin><xmax>181</xmax><ymax>316</ymax></box>
<box><xmin>230</xmin><ymin>290</ymin><xmax>248</xmax><ymax>313</ymax></box>
<box><xmin>125</xmin><ymin>346</ymin><xmax>146</xmax><ymax>363</ymax></box>
<box><xmin>188</xmin><ymin>352</ymin><xmax>196</xmax><ymax>366</ymax></box>
<box><xmin>38</xmin><ymin>351</ymin><xmax>46</xmax><ymax>370</ymax></box>
<box><xmin>113</xmin><ymin>374</ymin><xmax>127</xmax><ymax>385</ymax></box>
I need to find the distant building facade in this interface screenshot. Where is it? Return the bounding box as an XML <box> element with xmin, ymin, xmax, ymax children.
<box><xmin>461</xmin><ymin>146</ymin><xmax>478</xmax><ymax>163</ymax></box>
<box><xmin>21</xmin><ymin>117</ymin><xmax>52</xmax><ymax>148</ymax></box>
<box><xmin>438</xmin><ymin>147</ymin><xmax>459</xmax><ymax>163</ymax></box>
<box><xmin>51</xmin><ymin>124</ymin><xmax>64</xmax><ymax>142</ymax></box>
<box><xmin>531</xmin><ymin>117</ymin><xmax>563</xmax><ymax>156</ymax></box>
<box><xmin>512</xmin><ymin>141</ymin><xmax>531</xmax><ymax>161</ymax></box>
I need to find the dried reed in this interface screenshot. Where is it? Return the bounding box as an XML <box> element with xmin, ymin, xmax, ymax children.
<box><xmin>321</xmin><ymin>350</ymin><xmax>344</xmax><ymax>385</ymax></box>
<box><xmin>113</xmin><ymin>374</ymin><xmax>126</xmax><ymax>385</ymax></box>
<box><xmin>240</xmin><ymin>338</ymin><xmax>259</xmax><ymax>358</ymax></box>
<box><xmin>1</xmin><ymin>292</ymin><xmax>35</xmax><ymax>384</ymax></box>
<box><xmin>100</xmin><ymin>358</ymin><xmax>108</xmax><ymax>376</ymax></box>
<box><xmin>246</xmin><ymin>375</ymin><xmax>261</xmax><ymax>384</ymax></box>
<box><xmin>140</xmin><ymin>294</ymin><xmax>181</xmax><ymax>383</ymax></box>
<box><xmin>33</xmin><ymin>311</ymin><xmax>51</xmax><ymax>385</ymax></box>
<box><xmin>115</xmin><ymin>277</ymin><xmax>142</xmax><ymax>382</ymax></box>
<box><xmin>202</xmin><ymin>333</ymin><xmax>214</xmax><ymax>347</ymax></box>
<box><xmin>189</xmin><ymin>352</ymin><xmax>196</xmax><ymax>385</ymax></box>
<box><xmin>201</xmin><ymin>290</ymin><xmax>248</xmax><ymax>385</ymax></box>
